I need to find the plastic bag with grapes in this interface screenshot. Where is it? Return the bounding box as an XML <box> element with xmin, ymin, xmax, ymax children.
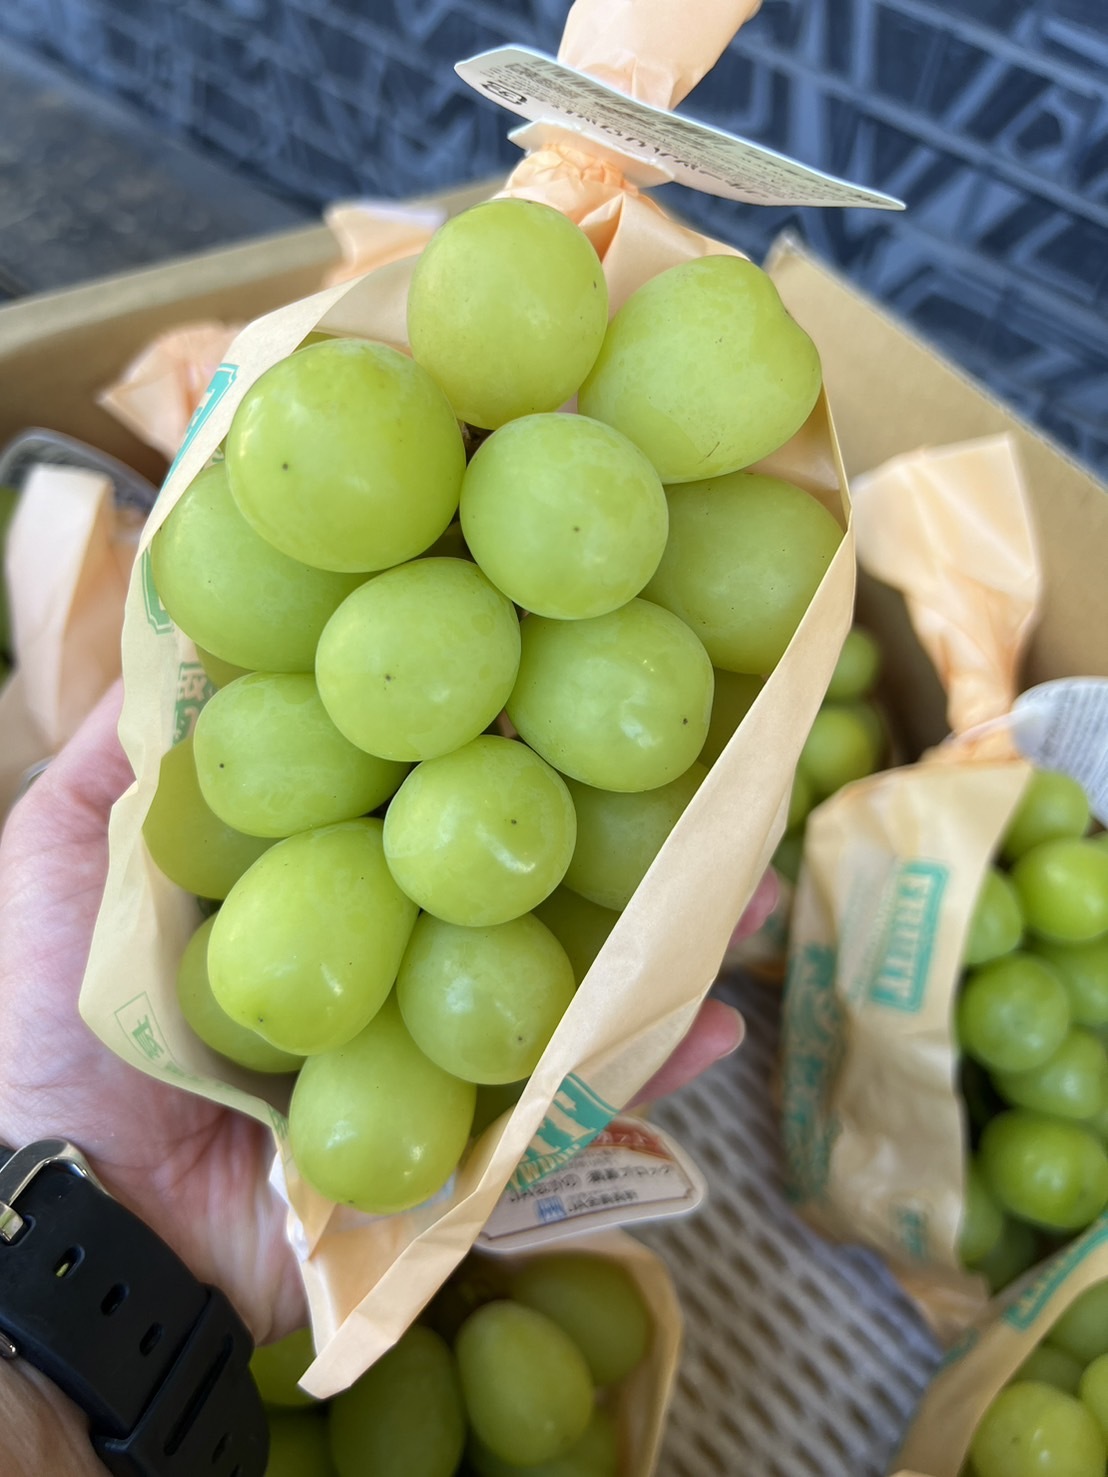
<box><xmin>780</xmin><ymin>432</ymin><xmax>1108</xmax><ymax>1340</ymax></box>
<box><xmin>891</xmin><ymin>1212</ymin><xmax>1108</xmax><ymax>1477</ymax></box>
<box><xmin>82</xmin><ymin>0</ymin><xmax>857</xmax><ymax>1403</ymax></box>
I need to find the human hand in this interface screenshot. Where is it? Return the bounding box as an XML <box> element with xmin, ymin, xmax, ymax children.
<box><xmin>0</xmin><ymin>680</ymin><xmax>778</xmax><ymax>1342</ymax></box>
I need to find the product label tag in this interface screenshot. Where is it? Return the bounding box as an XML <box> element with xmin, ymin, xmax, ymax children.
<box><xmin>477</xmin><ymin>1117</ymin><xmax>707</xmax><ymax>1254</ymax></box>
<box><xmin>1008</xmin><ymin>678</ymin><xmax>1108</xmax><ymax>826</ymax></box>
<box><xmin>456</xmin><ymin>47</ymin><xmax>904</xmax><ymax>210</ymax></box>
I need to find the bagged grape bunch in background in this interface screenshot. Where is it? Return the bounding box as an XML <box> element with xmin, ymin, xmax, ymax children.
<box><xmin>83</xmin><ymin>0</ymin><xmax>857</xmax><ymax>1400</ymax></box>
<box><xmin>781</xmin><ymin>433</ymin><xmax>1108</xmax><ymax>1340</ymax></box>
<box><xmin>892</xmin><ymin>1212</ymin><xmax>1108</xmax><ymax>1477</ymax></box>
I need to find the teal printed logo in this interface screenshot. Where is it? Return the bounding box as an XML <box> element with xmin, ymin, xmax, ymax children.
<box><xmin>892</xmin><ymin>1201</ymin><xmax>929</xmax><ymax>1262</ymax></box>
<box><xmin>510</xmin><ymin>1074</ymin><xmax>617</xmax><ymax>1192</ymax></box>
<box><xmin>173</xmin><ymin>660</ymin><xmax>215</xmax><ymax>743</ymax></box>
<box><xmin>163</xmin><ymin>362</ymin><xmax>239</xmax><ymax>488</ymax></box>
<box><xmin>1003</xmin><ymin>1214</ymin><xmax>1108</xmax><ymax>1332</ymax></box>
<box><xmin>865</xmin><ymin>860</ymin><xmax>948</xmax><ymax>1013</ymax></box>
<box><xmin>781</xmin><ymin>942</ymin><xmax>844</xmax><ymax>1204</ymax></box>
<box><xmin>141</xmin><ymin>548</ymin><xmax>173</xmax><ymax>635</ymax></box>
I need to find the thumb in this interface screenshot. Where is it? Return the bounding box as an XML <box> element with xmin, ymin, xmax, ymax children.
<box><xmin>13</xmin><ymin>680</ymin><xmax>131</xmax><ymax>841</ymax></box>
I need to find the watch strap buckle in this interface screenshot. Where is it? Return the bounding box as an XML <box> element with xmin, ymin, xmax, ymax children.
<box><xmin>0</xmin><ymin>1139</ymin><xmax>101</xmax><ymax>1243</ymax></box>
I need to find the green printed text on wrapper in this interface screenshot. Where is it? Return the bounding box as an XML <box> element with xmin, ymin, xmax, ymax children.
<box><xmin>862</xmin><ymin>860</ymin><xmax>948</xmax><ymax>1013</ymax></box>
<box><xmin>1003</xmin><ymin>1214</ymin><xmax>1108</xmax><ymax>1332</ymax></box>
<box><xmin>511</xmin><ymin>1074</ymin><xmax>618</xmax><ymax>1191</ymax></box>
<box><xmin>781</xmin><ymin>942</ymin><xmax>844</xmax><ymax>1204</ymax></box>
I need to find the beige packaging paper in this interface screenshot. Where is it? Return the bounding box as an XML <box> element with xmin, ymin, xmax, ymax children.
<box><xmin>482</xmin><ymin>1229</ymin><xmax>682</xmax><ymax>1476</ymax></box>
<box><xmin>0</xmin><ymin>464</ymin><xmax>140</xmax><ymax>815</ymax></box>
<box><xmin>891</xmin><ymin>1212</ymin><xmax>1108</xmax><ymax>1476</ymax></box>
<box><xmin>781</xmin><ymin>435</ymin><xmax>1042</xmax><ymax>1339</ymax></box>
<box><xmin>82</xmin><ymin>0</ymin><xmax>854</xmax><ymax>1399</ymax></box>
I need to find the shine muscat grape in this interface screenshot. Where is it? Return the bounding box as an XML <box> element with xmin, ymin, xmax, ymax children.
<box><xmin>966</xmin><ymin>1278</ymin><xmax>1108</xmax><ymax>1477</ymax></box>
<box><xmin>146</xmin><ymin>196</ymin><xmax>837</xmax><ymax>1216</ymax></box>
<box><xmin>955</xmin><ymin>768</ymin><xmax>1108</xmax><ymax>1289</ymax></box>
<box><xmin>250</xmin><ymin>1250</ymin><xmax>653</xmax><ymax>1476</ymax></box>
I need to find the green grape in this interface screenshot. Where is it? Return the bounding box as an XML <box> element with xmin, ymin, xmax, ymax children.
<box><xmin>176</xmin><ymin>916</ymin><xmax>303</xmax><ymax>1074</ymax></box>
<box><xmin>397</xmin><ymin>913</ymin><xmax>576</xmax><ymax>1084</ymax></box>
<box><xmin>787</xmin><ymin>767</ymin><xmax>815</xmax><ymax>833</ymax></box>
<box><xmin>578</xmin><ymin>254</ymin><xmax>822</xmax><ymax>483</ymax></box>
<box><xmin>316</xmin><ymin>558</ymin><xmax>520</xmax><ymax>762</ymax></box>
<box><xmin>511</xmin><ymin>1253</ymin><xmax>651</xmax><ymax>1386</ymax></box>
<box><xmin>796</xmin><ymin>701</ymin><xmax>884</xmax><ymax>803</ymax></box>
<box><xmin>328</xmin><ymin>1325</ymin><xmax>466</xmax><ymax>1477</ymax></box>
<box><xmin>251</xmin><ymin>1327</ymin><xmax>318</xmax><ymax>1409</ymax></box>
<box><xmin>194</xmin><ymin>672</ymin><xmax>409</xmax><ymax>839</ymax></box>
<box><xmin>142</xmin><ymin>735</ymin><xmax>273</xmax><ymax>900</ymax></box>
<box><xmin>1002</xmin><ymin>770</ymin><xmax>1092</xmax><ymax>862</ymax></box>
<box><xmin>959</xmin><ymin>1160</ymin><xmax>1005</xmax><ymax>1266</ymax></box>
<box><xmin>533</xmin><ymin>887</ymin><xmax>619</xmax><ymax>985</ymax></box>
<box><xmin>424</xmin><ymin>1259</ymin><xmax>515</xmax><ymax>1346</ymax></box>
<box><xmin>1092</xmin><ymin>832</ymin><xmax>1108</xmax><ymax>852</ymax></box>
<box><xmin>150</xmin><ymin>462</ymin><xmax>363</xmax><ymax>671</ymax></box>
<box><xmin>956</xmin><ymin>953</ymin><xmax>1071</xmax><ymax>1074</ymax></box>
<box><xmin>825</xmin><ymin>628</ymin><xmax>882</xmax><ymax>702</ymax></box>
<box><xmin>964</xmin><ymin>867</ymin><xmax>1024</xmax><ymax>968</ymax></box>
<box><xmin>506</xmin><ymin>599</ymin><xmax>713</xmax><ymax>793</ymax></box>
<box><xmin>966</xmin><ymin>1215</ymin><xmax>1040</xmax><ymax>1294</ymax></box>
<box><xmin>469</xmin><ymin>1407</ymin><xmax>619</xmax><ymax>1477</ymax></box>
<box><xmin>460</xmin><ymin>413</ymin><xmax>667</xmax><ymax>620</ymax></box>
<box><xmin>993</xmin><ymin>1029</ymin><xmax>1108</xmax><ymax>1120</ymax></box>
<box><xmin>407</xmin><ymin>199</ymin><xmax>608</xmax><ymax>431</ymax></box>
<box><xmin>455</xmin><ymin>1301</ymin><xmax>594</xmax><ymax>1467</ymax></box>
<box><xmin>699</xmin><ymin>669</ymin><xmax>764</xmax><ymax>767</ymax></box>
<box><xmin>1079</xmin><ymin>1354</ymin><xmax>1108</xmax><ymax>1441</ymax></box>
<box><xmin>1092</xmin><ymin>1097</ymin><xmax>1108</xmax><ymax>1140</ymax></box>
<box><xmin>289</xmin><ymin>995</ymin><xmax>475</xmax><ymax>1214</ymax></box>
<box><xmin>1030</xmin><ymin>937</ymin><xmax>1108</xmax><ymax>1029</ymax></box>
<box><xmin>1014</xmin><ymin>1345</ymin><xmax>1086</xmax><ymax>1397</ymax></box>
<box><xmin>562</xmin><ymin>763</ymin><xmax>706</xmax><ymax>912</ymax></box>
<box><xmin>208</xmin><ymin>819</ymin><xmax>417</xmax><ymax>1055</ymax></box>
<box><xmin>643</xmin><ymin>472</ymin><xmax>842</xmax><ymax>675</ymax></box>
<box><xmin>383</xmin><ymin>736</ymin><xmax>576</xmax><ymax>926</ymax></box>
<box><xmin>1048</xmin><ymin>1282</ymin><xmax>1108</xmax><ymax>1365</ymax></box>
<box><xmin>225</xmin><ymin>337</ymin><xmax>465</xmax><ymax>572</ymax></box>
<box><xmin>979</xmin><ymin>1110</ymin><xmax>1108</xmax><ymax>1232</ymax></box>
<box><xmin>773</xmin><ymin>831</ymin><xmax>804</xmax><ymax>886</ymax></box>
<box><xmin>195</xmin><ymin>644</ymin><xmax>251</xmax><ymax>689</ymax></box>
<box><xmin>1013</xmin><ymin>838</ymin><xmax>1108</xmax><ymax>944</ymax></box>
<box><xmin>971</xmin><ymin>1382</ymin><xmax>1106</xmax><ymax>1477</ymax></box>
<box><xmin>470</xmin><ymin>1078</ymin><xmax>527</xmax><ymax>1139</ymax></box>
<box><xmin>266</xmin><ymin>1411</ymin><xmax>335</xmax><ymax>1476</ymax></box>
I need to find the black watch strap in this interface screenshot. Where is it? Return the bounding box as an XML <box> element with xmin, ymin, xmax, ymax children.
<box><xmin>0</xmin><ymin>1141</ymin><xmax>269</xmax><ymax>1477</ymax></box>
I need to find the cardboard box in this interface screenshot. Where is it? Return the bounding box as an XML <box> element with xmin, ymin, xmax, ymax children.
<box><xmin>767</xmin><ymin>235</ymin><xmax>1108</xmax><ymax>748</ymax></box>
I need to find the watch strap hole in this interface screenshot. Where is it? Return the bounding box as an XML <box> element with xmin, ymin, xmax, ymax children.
<box><xmin>140</xmin><ymin>1323</ymin><xmax>164</xmax><ymax>1357</ymax></box>
<box><xmin>53</xmin><ymin>1245</ymin><xmax>84</xmax><ymax>1279</ymax></box>
<box><xmin>101</xmin><ymin>1282</ymin><xmax>129</xmax><ymax>1316</ymax></box>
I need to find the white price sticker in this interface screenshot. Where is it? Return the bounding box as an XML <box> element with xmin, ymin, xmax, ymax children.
<box><xmin>456</xmin><ymin>47</ymin><xmax>904</xmax><ymax>211</ymax></box>
<box><xmin>1008</xmin><ymin>678</ymin><xmax>1108</xmax><ymax>826</ymax></box>
<box><xmin>477</xmin><ymin>1117</ymin><xmax>707</xmax><ymax>1255</ymax></box>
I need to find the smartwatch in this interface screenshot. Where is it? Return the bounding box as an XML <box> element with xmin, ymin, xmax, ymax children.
<box><xmin>0</xmin><ymin>1140</ymin><xmax>269</xmax><ymax>1476</ymax></box>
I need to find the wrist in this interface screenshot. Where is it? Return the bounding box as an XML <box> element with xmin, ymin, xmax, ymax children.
<box><xmin>0</xmin><ymin>1357</ymin><xmax>109</xmax><ymax>1476</ymax></box>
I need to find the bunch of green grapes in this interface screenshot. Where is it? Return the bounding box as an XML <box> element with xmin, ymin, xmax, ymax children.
<box><xmin>963</xmin><ymin>1278</ymin><xmax>1108</xmax><ymax>1477</ymax></box>
<box><xmin>768</xmin><ymin>626</ymin><xmax>887</xmax><ymax>884</ymax></box>
<box><xmin>145</xmin><ymin>198</ymin><xmax>842</xmax><ymax>1215</ymax></box>
<box><xmin>249</xmin><ymin>1251</ymin><xmax>652</xmax><ymax>1476</ymax></box>
<box><xmin>956</xmin><ymin>770</ymin><xmax>1108</xmax><ymax>1290</ymax></box>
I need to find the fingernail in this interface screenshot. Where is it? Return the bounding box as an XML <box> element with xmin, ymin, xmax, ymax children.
<box><xmin>719</xmin><ymin>1003</ymin><xmax>745</xmax><ymax>1057</ymax></box>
